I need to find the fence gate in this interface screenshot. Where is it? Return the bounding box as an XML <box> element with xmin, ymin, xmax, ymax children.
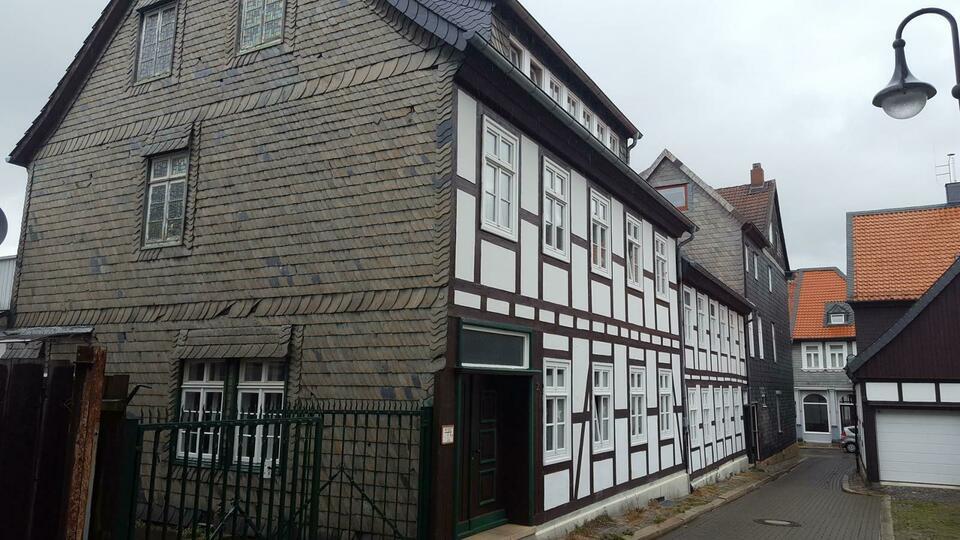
<box><xmin>125</xmin><ymin>402</ymin><xmax>432</xmax><ymax>540</ymax></box>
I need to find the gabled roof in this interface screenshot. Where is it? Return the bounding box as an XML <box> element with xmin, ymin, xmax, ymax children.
<box><xmin>9</xmin><ymin>0</ymin><xmax>639</xmax><ymax>165</ymax></box>
<box><xmin>847</xmin><ymin>257</ymin><xmax>960</xmax><ymax>376</ymax></box>
<box><xmin>643</xmin><ymin>149</ymin><xmax>769</xmax><ymax>247</ymax></box>
<box><xmin>788</xmin><ymin>268</ymin><xmax>855</xmax><ymax>340</ymax></box>
<box><xmin>715</xmin><ymin>181</ymin><xmax>776</xmax><ymax>234</ymax></box>
<box><xmin>847</xmin><ymin>204</ymin><xmax>960</xmax><ymax>302</ymax></box>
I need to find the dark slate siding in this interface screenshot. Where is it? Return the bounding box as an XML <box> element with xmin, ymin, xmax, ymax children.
<box><xmin>744</xmin><ymin>236</ymin><xmax>796</xmax><ymax>459</ymax></box>
<box><xmin>12</xmin><ymin>0</ymin><xmax>461</xmax><ymax>407</ymax></box>
<box><xmin>849</xmin><ymin>301</ymin><xmax>911</xmax><ymax>353</ymax></box>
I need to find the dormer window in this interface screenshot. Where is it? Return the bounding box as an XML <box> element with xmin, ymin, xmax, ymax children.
<box><xmin>566</xmin><ymin>95</ymin><xmax>580</xmax><ymax>119</ymax></box>
<box><xmin>829</xmin><ymin>313</ymin><xmax>846</xmax><ymax>325</ymax></box>
<box><xmin>507</xmin><ymin>42</ymin><xmax>523</xmax><ymax>69</ymax></box>
<box><xmin>582</xmin><ymin>110</ymin><xmax>594</xmax><ymax>132</ymax></box>
<box><xmin>549</xmin><ymin>79</ymin><xmax>562</xmax><ymax>103</ymax></box>
<box><xmin>529</xmin><ymin>60</ymin><xmax>544</xmax><ymax>88</ymax></box>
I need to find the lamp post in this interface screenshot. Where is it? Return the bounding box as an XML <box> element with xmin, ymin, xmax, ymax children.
<box><xmin>873</xmin><ymin>8</ymin><xmax>960</xmax><ymax>119</ymax></box>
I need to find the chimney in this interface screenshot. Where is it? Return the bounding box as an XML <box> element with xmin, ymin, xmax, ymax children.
<box><xmin>750</xmin><ymin>163</ymin><xmax>765</xmax><ymax>186</ymax></box>
<box><xmin>948</xmin><ymin>182</ymin><xmax>960</xmax><ymax>205</ymax></box>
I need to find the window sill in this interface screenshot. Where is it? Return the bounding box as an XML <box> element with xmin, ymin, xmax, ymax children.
<box><xmin>626</xmin><ymin>280</ymin><xmax>643</xmax><ymax>293</ymax></box>
<box><xmin>480</xmin><ymin>221</ymin><xmax>518</xmax><ymax>243</ymax></box>
<box><xmin>134</xmin><ymin>73</ymin><xmax>174</xmax><ymax>87</ymax></box>
<box><xmin>590</xmin><ymin>265</ymin><xmax>612</xmax><ymax>279</ymax></box>
<box><xmin>655</xmin><ymin>292</ymin><xmax>670</xmax><ymax>302</ymax></box>
<box><xmin>592</xmin><ymin>443</ymin><xmax>614</xmax><ymax>454</ymax></box>
<box><xmin>543</xmin><ymin>453</ymin><xmax>571</xmax><ymax>466</ymax></box>
<box><xmin>138</xmin><ymin>242</ymin><xmax>191</xmax><ymax>261</ymax></box>
<box><xmin>543</xmin><ymin>246</ymin><xmax>570</xmax><ymax>264</ymax></box>
<box><xmin>238</xmin><ymin>39</ymin><xmax>284</xmax><ymax>57</ymax></box>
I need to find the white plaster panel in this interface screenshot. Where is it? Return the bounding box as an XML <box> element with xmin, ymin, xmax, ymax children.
<box><xmin>631</xmin><ymin>451</ymin><xmax>647</xmax><ymax>479</ymax></box>
<box><xmin>647</xmin><ymin>415</ymin><xmax>660</xmax><ymax>473</ymax></box>
<box><xmin>573</xmin><ymin>338</ymin><xmax>589</xmax><ymax>413</ymax></box>
<box><xmin>539</xmin><ymin>309</ymin><xmax>555</xmax><ymax>324</ymax></box>
<box><xmin>593</xmin><ymin>458</ymin><xmax>614</xmax><ymax>493</ymax></box>
<box><xmin>578</xmin><ymin>426</ymin><xmax>592</xmax><ymax>499</ymax></box>
<box><xmin>544</xmin><ymin>333</ymin><xmax>569</xmax><ymax>352</ymax></box>
<box><xmin>453</xmin><ymin>290</ymin><xmax>480</xmax><ymax>309</ymax></box>
<box><xmin>660</xmin><ymin>444</ymin><xmax>674</xmax><ymax>469</ymax></box>
<box><xmin>614</xmin><ymin>345</ymin><xmax>628</xmax><ymax>410</ymax></box>
<box><xmin>559</xmin><ymin>314</ymin><xmax>574</xmax><ymax>327</ymax></box>
<box><xmin>668</xmin><ymin>289</ymin><xmax>678</xmax><ymax>334</ymax></box>
<box><xmin>480</xmin><ymin>240</ymin><xmax>516</xmax><ymax>293</ymax></box>
<box><xmin>515</xmin><ymin>304</ymin><xmax>535</xmax><ymax>319</ymax></box>
<box><xmin>543</xmin><ymin>470</ymin><xmax>570</xmax><ymax>510</ymax></box>
<box><xmin>866</xmin><ymin>382</ymin><xmax>899</xmax><ymax>402</ymax></box>
<box><xmin>611</xmin><ymin>199</ymin><xmax>624</xmax><ymax>257</ymax></box>
<box><xmin>643</xmin><ymin>277</ymin><xmax>655</xmax><ymax>328</ymax></box>
<box><xmin>941</xmin><ymin>384</ymin><xmax>960</xmax><ymax>403</ymax></box>
<box><xmin>572</xmin><ymin>245</ymin><xmax>589</xmax><ymax>310</ymax></box>
<box><xmin>577</xmin><ymin>318</ymin><xmax>590</xmax><ymax>330</ymax></box>
<box><xmin>667</xmin><ymin>236</ymin><xmax>677</xmax><ymax>283</ymax></box>
<box><xmin>520</xmin><ymin>135</ymin><xmax>539</xmax><ymax>214</ymax></box>
<box><xmin>592</xmin><ymin>280</ymin><xmax>611</xmax><ymax>317</ymax></box>
<box><xmin>656</xmin><ymin>304</ymin><xmax>670</xmax><ymax>333</ymax></box>
<box><xmin>901</xmin><ymin>383</ymin><xmax>936</xmax><ymax>403</ymax></box>
<box><xmin>642</xmin><ymin>220</ymin><xmax>654</xmax><ymax>273</ymax></box>
<box><xmin>615</xmin><ymin>417</ymin><xmax>629</xmax><ymax>485</ymax></box>
<box><xmin>520</xmin><ymin>221</ymin><xmax>539</xmax><ymax>298</ymax></box>
<box><xmin>628</xmin><ymin>347</ymin><xmax>643</xmax><ymax>361</ymax></box>
<box><xmin>571</xmin><ymin>171</ymin><xmax>588</xmax><ymax>239</ymax></box>
<box><xmin>627</xmin><ymin>294</ymin><xmax>643</xmax><ymax>326</ymax></box>
<box><xmin>592</xmin><ymin>340</ymin><xmax>612</xmax><ymax>356</ymax></box>
<box><xmin>612</xmin><ymin>263</ymin><xmax>626</xmax><ymax>321</ymax></box>
<box><xmin>455</xmin><ymin>89</ymin><xmax>477</xmax><ymax>183</ymax></box>
<box><xmin>543</xmin><ymin>263</ymin><xmax>569</xmax><ymax>306</ymax></box>
<box><xmin>455</xmin><ymin>191</ymin><xmax>476</xmax><ymax>281</ymax></box>
<box><xmin>486</xmin><ymin>298</ymin><xmax>509</xmax><ymax>315</ymax></box>
<box><xmin>593</xmin><ymin>321</ymin><xmax>605</xmax><ymax>333</ymax></box>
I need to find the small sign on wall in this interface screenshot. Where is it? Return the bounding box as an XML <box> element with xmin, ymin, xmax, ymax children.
<box><xmin>441</xmin><ymin>424</ymin><xmax>455</xmax><ymax>445</ymax></box>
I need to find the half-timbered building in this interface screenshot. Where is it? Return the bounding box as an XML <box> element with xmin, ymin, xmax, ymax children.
<box><xmin>5</xmin><ymin>0</ymin><xmax>701</xmax><ymax>536</ymax></box>
<box><xmin>680</xmin><ymin>259</ymin><xmax>750</xmax><ymax>488</ymax></box>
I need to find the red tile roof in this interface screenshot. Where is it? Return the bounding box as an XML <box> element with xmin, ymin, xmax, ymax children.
<box><xmin>790</xmin><ymin>268</ymin><xmax>856</xmax><ymax>340</ymax></box>
<box><xmin>849</xmin><ymin>205</ymin><xmax>960</xmax><ymax>302</ymax></box>
<box><xmin>715</xmin><ymin>181</ymin><xmax>775</xmax><ymax>232</ymax></box>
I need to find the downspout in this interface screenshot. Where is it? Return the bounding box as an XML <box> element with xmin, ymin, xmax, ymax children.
<box><xmin>676</xmin><ymin>231</ymin><xmax>695</xmax><ymax>489</ymax></box>
<box><xmin>626</xmin><ymin>131</ymin><xmax>641</xmax><ymax>166</ymax></box>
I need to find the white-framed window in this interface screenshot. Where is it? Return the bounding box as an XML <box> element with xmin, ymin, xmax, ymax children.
<box><xmin>802</xmin><ymin>343</ymin><xmax>823</xmax><ymax>370</ymax></box>
<box><xmin>144</xmin><ymin>152</ymin><xmax>188</xmax><ymax>247</ymax></box>
<box><xmin>590</xmin><ymin>190</ymin><xmax>611</xmax><ymax>274</ymax></box>
<box><xmin>529</xmin><ymin>60</ymin><xmax>544</xmax><ymax>88</ymax></box>
<box><xmin>747</xmin><ymin>319</ymin><xmax>755</xmax><ymax>357</ymax></box>
<box><xmin>137</xmin><ymin>3</ymin><xmax>177</xmax><ymax>81</ymax></box>
<box><xmin>776</xmin><ymin>394</ymin><xmax>783</xmax><ymax>433</ymax></box>
<box><xmin>734</xmin><ymin>388</ymin><xmax>743</xmax><ymax>433</ymax></box>
<box><xmin>582</xmin><ymin>109</ymin><xmax>594</xmax><ymax>132</ymax></box>
<box><xmin>744</xmin><ymin>247</ymin><xmax>750</xmax><ymax>274</ymax></box>
<box><xmin>544</xmin><ymin>359</ymin><xmax>571</xmax><ymax>463</ymax></box>
<box><xmin>753</xmin><ymin>252</ymin><xmax>759</xmax><ymax>280</ymax></box>
<box><xmin>657</xmin><ymin>185</ymin><xmax>688</xmax><ymax>210</ymax></box>
<box><xmin>768</xmin><ymin>265</ymin><xmax>773</xmax><ymax>293</ymax></box>
<box><xmin>566</xmin><ymin>94</ymin><xmax>581</xmax><ymax>120</ymax></box>
<box><xmin>736</xmin><ymin>315</ymin><xmax>744</xmax><ymax>362</ymax></box>
<box><xmin>239</xmin><ymin>0</ymin><xmax>285</xmax><ymax>53</ymax></box>
<box><xmin>626</xmin><ymin>214</ymin><xmax>643</xmax><ymax>288</ymax></box>
<box><xmin>709</xmin><ymin>301</ymin><xmax>720</xmax><ymax>351</ymax></box>
<box><xmin>714</xmin><ymin>388</ymin><xmax>724</xmax><ymax>440</ymax></box>
<box><xmin>723</xmin><ymin>388</ymin><xmax>732</xmax><ymax>435</ymax></box>
<box><xmin>542</xmin><ymin>158</ymin><xmax>569</xmax><ymax>259</ymax></box>
<box><xmin>720</xmin><ymin>306</ymin><xmax>730</xmax><ymax>355</ymax></box>
<box><xmin>507</xmin><ymin>41</ymin><xmax>523</xmax><ymax>69</ymax></box>
<box><xmin>729</xmin><ymin>311</ymin><xmax>739</xmax><ymax>359</ymax></box>
<box><xmin>829</xmin><ymin>313</ymin><xmax>846</xmax><ymax>325</ymax></box>
<box><xmin>460</xmin><ymin>325</ymin><xmax>529</xmax><ymax>370</ymax></box>
<box><xmin>771</xmin><ymin>323</ymin><xmax>778</xmax><ymax>362</ymax></box>
<box><xmin>596</xmin><ymin>122</ymin><xmax>607</xmax><ymax>144</ymax></box>
<box><xmin>178</xmin><ymin>361</ymin><xmax>226</xmax><ymax>461</ymax></box>
<box><xmin>654</xmin><ymin>233</ymin><xmax>669</xmax><ymax>299</ymax></box>
<box><xmin>549</xmin><ymin>78</ymin><xmax>563</xmax><ymax>103</ymax></box>
<box><xmin>481</xmin><ymin>117</ymin><xmax>519</xmax><ymax>239</ymax></box>
<box><xmin>757</xmin><ymin>315</ymin><xmax>765</xmax><ymax>359</ymax></box>
<box><xmin>697</xmin><ymin>294</ymin><xmax>708</xmax><ymax>348</ymax></box>
<box><xmin>688</xmin><ymin>389</ymin><xmax>700</xmax><ymax>446</ymax></box>
<box><xmin>629</xmin><ymin>367</ymin><xmax>646</xmax><ymax>444</ymax></box>
<box><xmin>592</xmin><ymin>364</ymin><xmax>614</xmax><ymax>452</ymax></box>
<box><xmin>683</xmin><ymin>287</ymin><xmax>695</xmax><ymax>345</ymax></box>
<box><xmin>608</xmin><ymin>133</ymin><xmax>620</xmax><ymax>157</ymax></box>
<box><xmin>827</xmin><ymin>342</ymin><xmax>847</xmax><ymax>370</ymax></box>
<box><xmin>658</xmin><ymin>369</ymin><xmax>673</xmax><ymax>436</ymax></box>
<box><xmin>236</xmin><ymin>361</ymin><xmax>286</xmax><ymax>465</ymax></box>
<box><xmin>701</xmin><ymin>389</ymin><xmax>713</xmax><ymax>441</ymax></box>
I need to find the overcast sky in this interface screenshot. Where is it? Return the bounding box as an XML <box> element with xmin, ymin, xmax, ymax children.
<box><xmin>2</xmin><ymin>1</ymin><xmax>959</xmax><ymax>270</ymax></box>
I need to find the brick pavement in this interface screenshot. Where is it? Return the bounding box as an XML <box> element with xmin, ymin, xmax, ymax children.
<box><xmin>662</xmin><ymin>449</ymin><xmax>881</xmax><ymax>539</ymax></box>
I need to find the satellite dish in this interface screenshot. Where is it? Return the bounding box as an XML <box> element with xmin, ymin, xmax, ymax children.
<box><xmin>0</xmin><ymin>208</ymin><xmax>7</xmax><ymax>245</ymax></box>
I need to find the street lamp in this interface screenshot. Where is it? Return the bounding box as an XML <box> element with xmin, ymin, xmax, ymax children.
<box><xmin>873</xmin><ymin>7</ymin><xmax>960</xmax><ymax>119</ymax></box>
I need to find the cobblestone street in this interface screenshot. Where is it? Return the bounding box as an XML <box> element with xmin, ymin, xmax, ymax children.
<box><xmin>662</xmin><ymin>449</ymin><xmax>882</xmax><ymax>539</ymax></box>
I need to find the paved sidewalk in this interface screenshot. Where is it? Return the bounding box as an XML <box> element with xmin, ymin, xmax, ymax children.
<box><xmin>661</xmin><ymin>449</ymin><xmax>881</xmax><ymax>539</ymax></box>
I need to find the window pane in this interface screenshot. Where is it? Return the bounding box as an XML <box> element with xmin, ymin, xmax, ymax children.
<box><xmin>185</xmin><ymin>362</ymin><xmax>204</xmax><ymax>382</ymax></box>
<box><xmin>239</xmin><ymin>392</ymin><xmax>260</xmax><ymax>418</ymax></box>
<box><xmin>264</xmin><ymin>391</ymin><xmax>283</xmax><ymax>412</ymax></box>
<box><xmin>244</xmin><ymin>361</ymin><xmax>264</xmax><ymax>382</ymax></box>
<box><xmin>267</xmin><ymin>362</ymin><xmax>285</xmax><ymax>382</ymax></box>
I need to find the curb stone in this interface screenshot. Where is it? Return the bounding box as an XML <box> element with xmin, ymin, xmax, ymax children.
<box><xmin>626</xmin><ymin>458</ymin><xmax>806</xmax><ymax>540</ymax></box>
<box><xmin>879</xmin><ymin>496</ymin><xmax>895</xmax><ymax>540</ymax></box>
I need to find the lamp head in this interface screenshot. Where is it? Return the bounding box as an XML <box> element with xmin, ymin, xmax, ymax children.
<box><xmin>873</xmin><ymin>39</ymin><xmax>937</xmax><ymax>119</ymax></box>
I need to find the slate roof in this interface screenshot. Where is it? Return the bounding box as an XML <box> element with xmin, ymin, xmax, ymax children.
<box><xmin>789</xmin><ymin>268</ymin><xmax>855</xmax><ymax>340</ymax></box>
<box><xmin>715</xmin><ymin>181</ymin><xmax>776</xmax><ymax>234</ymax></box>
<box><xmin>847</xmin><ymin>204</ymin><xmax>960</xmax><ymax>302</ymax></box>
<box><xmin>847</xmin><ymin>257</ymin><xmax>960</xmax><ymax>375</ymax></box>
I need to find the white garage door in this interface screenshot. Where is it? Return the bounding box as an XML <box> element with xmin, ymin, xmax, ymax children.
<box><xmin>876</xmin><ymin>409</ymin><xmax>960</xmax><ymax>486</ymax></box>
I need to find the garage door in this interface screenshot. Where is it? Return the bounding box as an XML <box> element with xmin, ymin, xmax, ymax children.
<box><xmin>876</xmin><ymin>409</ymin><xmax>960</xmax><ymax>486</ymax></box>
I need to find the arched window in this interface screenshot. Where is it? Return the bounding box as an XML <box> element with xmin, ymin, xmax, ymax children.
<box><xmin>803</xmin><ymin>394</ymin><xmax>829</xmax><ymax>433</ymax></box>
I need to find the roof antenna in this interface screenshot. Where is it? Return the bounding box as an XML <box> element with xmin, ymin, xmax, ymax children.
<box><xmin>935</xmin><ymin>153</ymin><xmax>956</xmax><ymax>183</ymax></box>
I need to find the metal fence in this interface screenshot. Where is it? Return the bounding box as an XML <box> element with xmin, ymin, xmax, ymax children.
<box><xmin>127</xmin><ymin>401</ymin><xmax>433</xmax><ymax>540</ymax></box>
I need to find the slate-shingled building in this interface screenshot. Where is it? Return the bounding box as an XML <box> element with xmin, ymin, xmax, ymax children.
<box><xmin>6</xmin><ymin>0</ymin><xmax>702</xmax><ymax>536</ymax></box>
<box><xmin>645</xmin><ymin>150</ymin><xmax>796</xmax><ymax>464</ymax></box>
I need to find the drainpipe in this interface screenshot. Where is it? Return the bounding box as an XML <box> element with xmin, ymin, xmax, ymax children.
<box><xmin>626</xmin><ymin>131</ymin><xmax>641</xmax><ymax>166</ymax></box>
<box><xmin>676</xmin><ymin>231</ymin><xmax>695</xmax><ymax>489</ymax></box>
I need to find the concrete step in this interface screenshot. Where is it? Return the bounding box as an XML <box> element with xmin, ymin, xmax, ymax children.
<box><xmin>468</xmin><ymin>523</ymin><xmax>536</xmax><ymax>540</ymax></box>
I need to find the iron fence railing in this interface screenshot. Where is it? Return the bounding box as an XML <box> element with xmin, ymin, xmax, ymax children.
<box><xmin>126</xmin><ymin>401</ymin><xmax>433</xmax><ymax>540</ymax></box>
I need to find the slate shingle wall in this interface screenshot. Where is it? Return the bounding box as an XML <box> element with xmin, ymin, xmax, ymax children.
<box><xmin>14</xmin><ymin>0</ymin><xmax>461</xmax><ymax>408</ymax></box>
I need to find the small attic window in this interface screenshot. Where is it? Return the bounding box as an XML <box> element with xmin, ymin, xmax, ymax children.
<box><xmin>656</xmin><ymin>184</ymin><xmax>688</xmax><ymax>211</ymax></box>
<box><xmin>507</xmin><ymin>42</ymin><xmax>523</xmax><ymax>69</ymax></box>
<box><xmin>137</xmin><ymin>3</ymin><xmax>177</xmax><ymax>81</ymax></box>
<box><xmin>828</xmin><ymin>313</ymin><xmax>846</xmax><ymax>325</ymax></box>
